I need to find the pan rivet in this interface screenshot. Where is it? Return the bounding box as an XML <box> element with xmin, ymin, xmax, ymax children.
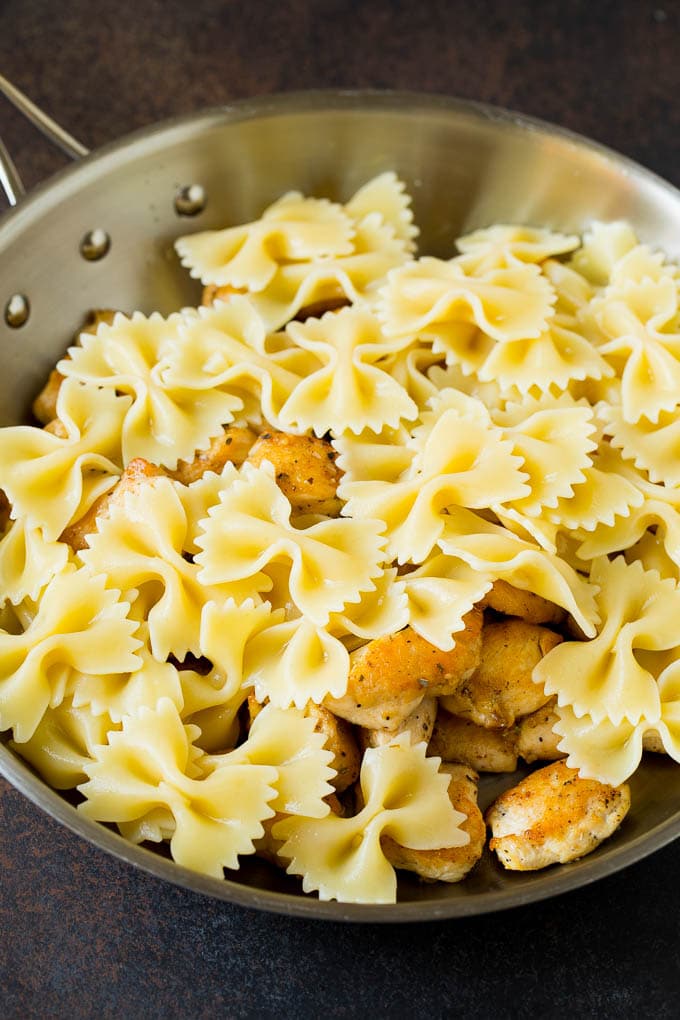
<box><xmin>80</xmin><ymin>229</ymin><xmax>111</xmax><ymax>261</ymax></box>
<box><xmin>175</xmin><ymin>184</ymin><xmax>206</xmax><ymax>216</ymax></box>
<box><xmin>4</xmin><ymin>294</ymin><xmax>30</xmax><ymax>328</ymax></box>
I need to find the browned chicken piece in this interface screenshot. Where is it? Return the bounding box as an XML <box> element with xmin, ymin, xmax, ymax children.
<box><xmin>32</xmin><ymin>309</ymin><xmax>119</xmax><ymax>425</ymax></box>
<box><xmin>292</xmin><ymin>296</ymin><xmax>350</xmax><ymax>321</ymax></box>
<box><xmin>486</xmin><ymin>760</ymin><xmax>631</xmax><ymax>871</ymax></box>
<box><xmin>169</xmin><ymin>426</ymin><xmax>257</xmax><ymax>485</ymax></box>
<box><xmin>429</xmin><ymin>708</ymin><xmax>518</xmax><ymax>773</ymax></box>
<box><xmin>0</xmin><ymin>489</ymin><xmax>11</xmax><ymax>533</ymax></box>
<box><xmin>33</xmin><ymin>369</ymin><xmax>65</xmax><ymax>425</ymax></box>
<box><xmin>516</xmin><ymin>699</ymin><xmax>566</xmax><ymax>764</ymax></box>
<box><xmin>361</xmin><ymin>696</ymin><xmax>438</xmax><ymax>750</ymax></box>
<box><xmin>642</xmin><ymin>730</ymin><xmax>665</xmax><ymax>754</ymax></box>
<box><xmin>304</xmin><ymin>703</ymin><xmax>361</xmax><ymax>794</ymax></box>
<box><xmin>202</xmin><ymin>283</ymin><xmax>243</xmax><ymax>306</ymax></box>
<box><xmin>43</xmin><ymin>418</ymin><xmax>68</xmax><ymax>438</ymax></box>
<box><xmin>245</xmin><ymin>694</ymin><xmax>360</xmax><ymax>794</ymax></box>
<box><xmin>325</xmin><ymin>613</ymin><xmax>483</xmax><ymax>732</ymax></box>
<box><xmin>440</xmin><ymin>621</ymin><xmax>561</xmax><ymax>729</ymax></box>
<box><xmin>482</xmin><ymin>580</ymin><xmax>566</xmax><ymax>627</ymax></box>
<box><xmin>246</xmin><ymin>431</ymin><xmax>343</xmax><ymax>516</ymax></box>
<box><xmin>381</xmin><ymin>764</ymin><xmax>486</xmax><ymax>883</ymax></box>
<box><xmin>60</xmin><ymin>457</ymin><xmax>166</xmax><ymax>551</ymax></box>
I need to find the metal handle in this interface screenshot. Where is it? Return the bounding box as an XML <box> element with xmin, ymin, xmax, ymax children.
<box><xmin>0</xmin><ymin>72</ymin><xmax>89</xmax><ymax>207</ymax></box>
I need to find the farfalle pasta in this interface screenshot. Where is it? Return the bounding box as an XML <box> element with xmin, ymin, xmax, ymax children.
<box><xmin>5</xmin><ymin>172</ymin><xmax>680</xmax><ymax>903</ymax></box>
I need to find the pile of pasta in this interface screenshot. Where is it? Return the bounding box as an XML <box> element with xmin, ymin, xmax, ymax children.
<box><xmin>2</xmin><ymin>171</ymin><xmax>680</xmax><ymax>903</ymax></box>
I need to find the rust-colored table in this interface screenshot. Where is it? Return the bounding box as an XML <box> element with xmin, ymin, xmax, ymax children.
<box><xmin>2</xmin><ymin>1</ymin><xmax>680</xmax><ymax>1014</ymax></box>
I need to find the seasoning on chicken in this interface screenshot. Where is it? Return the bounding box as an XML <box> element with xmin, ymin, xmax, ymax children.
<box><xmin>169</xmin><ymin>425</ymin><xmax>257</xmax><ymax>484</ymax></box>
<box><xmin>59</xmin><ymin>457</ymin><xmax>166</xmax><ymax>551</ymax></box>
<box><xmin>482</xmin><ymin>580</ymin><xmax>565</xmax><ymax>627</ymax></box>
<box><xmin>246</xmin><ymin>431</ymin><xmax>343</xmax><ymax>516</ymax></box>
<box><xmin>360</xmin><ymin>696</ymin><xmax>437</xmax><ymax>750</ymax></box>
<box><xmin>429</xmin><ymin>708</ymin><xmax>518</xmax><ymax>773</ymax></box>
<box><xmin>440</xmin><ymin>620</ymin><xmax>562</xmax><ymax>729</ymax></box>
<box><xmin>381</xmin><ymin>764</ymin><xmax>486</xmax><ymax>883</ymax></box>
<box><xmin>325</xmin><ymin>613</ymin><xmax>483</xmax><ymax>732</ymax></box>
<box><xmin>516</xmin><ymin>699</ymin><xmax>565</xmax><ymax>764</ymax></box>
<box><xmin>486</xmin><ymin>760</ymin><xmax>631</xmax><ymax>870</ymax></box>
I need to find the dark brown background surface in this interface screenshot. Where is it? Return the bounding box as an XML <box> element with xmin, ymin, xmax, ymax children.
<box><xmin>1</xmin><ymin>1</ymin><xmax>680</xmax><ymax>1016</ymax></box>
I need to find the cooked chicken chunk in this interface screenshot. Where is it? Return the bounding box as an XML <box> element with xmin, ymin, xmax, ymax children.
<box><xmin>32</xmin><ymin>309</ymin><xmax>119</xmax><ymax>424</ymax></box>
<box><xmin>326</xmin><ymin>613</ymin><xmax>483</xmax><ymax>732</ymax></box>
<box><xmin>246</xmin><ymin>431</ymin><xmax>343</xmax><ymax>516</ymax></box>
<box><xmin>202</xmin><ymin>283</ymin><xmax>243</xmax><ymax>306</ymax></box>
<box><xmin>440</xmin><ymin>621</ymin><xmax>561</xmax><ymax>729</ymax></box>
<box><xmin>381</xmin><ymin>765</ymin><xmax>486</xmax><ymax>882</ymax></box>
<box><xmin>486</xmin><ymin>760</ymin><xmax>631</xmax><ymax>871</ymax></box>
<box><xmin>304</xmin><ymin>703</ymin><xmax>361</xmax><ymax>794</ymax></box>
<box><xmin>482</xmin><ymin>580</ymin><xmax>565</xmax><ymax>627</ymax></box>
<box><xmin>361</xmin><ymin>696</ymin><xmax>437</xmax><ymax>750</ymax></box>
<box><xmin>0</xmin><ymin>488</ymin><xmax>11</xmax><ymax>533</ymax></box>
<box><xmin>169</xmin><ymin>425</ymin><xmax>257</xmax><ymax>484</ymax></box>
<box><xmin>429</xmin><ymin>708</ymin><xmax>518</xmax><ymax>773</ymax></box>
<box><xmin>60</xmin><ymin>457</ymin><xmax>166</xmax><ymax>551</ymax></box>
<box><xmin>33</xmin><ymin>369</ymin><xmax>65</xmax><ymax>425</ymax></box>
<box><xmin>516</xmin><ymin>699</ymin><xmax>565</xmax><ymax>764</ymax></box>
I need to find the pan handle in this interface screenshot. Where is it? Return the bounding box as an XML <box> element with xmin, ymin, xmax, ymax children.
<box><xmin>0</xmin><ymin>72</ymin><xmax>89</xmax><ymax>207</ymax></box>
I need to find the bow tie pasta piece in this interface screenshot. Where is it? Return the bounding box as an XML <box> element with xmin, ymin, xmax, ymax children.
<box><xmin>592</xmin><ymin>276</ymin><xmax>680</xmax><ymax>425</ymax></box>
<box><xmin>454</xmin><ymin>224</ymin><xmax>579</xmax><ymax>273</ymax></box>
<box><xmin>0</xmin><ymin>378</ymin><xmax>126</xmax><ymax>540</ymax></box>
<box><xmin>81</xmin><ymin>474</ymin><xmax>267</xmax><ymax>661</ymax></box>
<box><xmin>196</xmin><ymin>463</ymin><xmax>387</xmax><ymax>625</ymax></box>
<box><xmin>578</xmin><ymin>482</ymin><xmax>680</xmax><ymax>570</ymax></box>
<box><xmin>568</xmin><ymin>221</ymin><xmax>639</xmax><ymax>285</ymax></box>
<box><xmin>378</xmin><ymin>257</ymin><xmax>556</xmax><ymax>361</ymax></box>
<box><xmin>344</xmin><ymin>172</ymin><xmax>418</xmax><ymax>250</ymax></box>
<box><xmin>204</xmin><ymin>704</ymin><xmax>335</xmax><ymax>818</ymax></box>
<box><xmin>437</xmin><ymin>505</ymin><xmax>599</xmax><ymax>638</ymax></box>
<box><xmin>403</xmin><ymin>555</ymin><xmax>493</xmax><ymax>651</ymax></box>
<box><xmin>242</xmin><ymin>617</ymin><xmax>350</xmax><ymax>709</ymax></box>
<box><xmin>534</xmin><ymin>556</ymin><xmax>680</xmax><ymax>728</ymax></box>
<box><xmin>478</xmin><ymin>322</ymin><xmax>614</xmax><ymax>396</ymax></box>
<box><xmin>544</xmin><ymin>445</ymin><xmax>644</xmax><ymax>534</ymax></box>
<box><xmin>199</xmin><ymin>597</ymin><xmax>279</xmax><ymax>694</ymax></box>
<box><xmin>78</xmin><ymin>697</ymin><xmax>278</xmax><ymax>878</ymax></box>
<box><xmin>175</xmin><ymin>192</ymin><xmax>355</xmax><ymax>291</ymax></box>
<box><xmin>171</xmin><ymin>300</ymin><xmax>308</xmax><ymax>430</ymax></box>
<box><xmin>333</xmin><ymin>425</ymin><xmax>414</xmax><ymax>488</ymax></box>
<box><xmin>0</xmin><ymin>564</ymin><xmax>142</xmax><ymax>742</ymax></box>
<box><xmin>59</xmin><ymin>311</ymin><xmax>245</xmax><ymax>470</ymax></box>
<box><xmin>279</xmin><ymin>307</ymin><xmax>418</xmax><ymax>436</ymax></box>
<box><xmin>341</xmin><ymin>390</ymin><xmax>529</xmax><ymax>564</ymax></box>
<box><xmin>0</xmin><ymin>520</ymin><xmax>69</xmax><ymax>605</ymax></box>
<box><xmin>273</xmin><ymin>736</ymin><xmax>468</xmax><ymax>904</ymax></box>
<box><xmin>68</xmin><ymin>625</ymin><xmax>184</xmax><ymax>724</ymax></box>
<box><xmin>602</xmin><ymin>404</ymin><xmax>680</xmax><ymax>488</ymax></box>
<box><xmin>551</xmin><ymin>655</ymin><xmax>680</xmax><ymax>787</ymax></box>
<box><xmin>240</xmin><ymin>212</ymin><xmax>412</xmax><ymax>331</ymax></box>
<box><xmin>489</xmin><ymin>396</ymin><xmax>598</xmax><ymax>516</ymax></box>
<box><xmin>11</xmin><ymin>698</ymin><xmax>117</xmax><ymax>790</ymax></box>
<box><xmin>327</xmin><ymin>567</ymin><xmax>409</xmax><ymax>642</ymax></box>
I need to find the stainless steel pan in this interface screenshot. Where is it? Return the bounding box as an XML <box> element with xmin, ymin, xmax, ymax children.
<box><xmin>2</xmin><ymin>87</ymin><xmax>680</xmax><ymax>921</ymax></box>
